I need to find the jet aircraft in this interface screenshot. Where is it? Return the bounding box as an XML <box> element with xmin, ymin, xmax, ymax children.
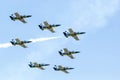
<box><xmin>63</xmin><ymin>28</ymin><xmax>85</xmax><ymax>40</ymax></box>
<box><xmin>53</xmin><ymin>65</ymin><xmax>74</xmax><ymax>73</ymax></box>
<box><xmin>10</xmin><ymin>38</ymin><xmax>32</xmax><ymax>48</ymax></box>
<box><xmin>38</xmin><ymin>21</ymin><xmax>60</xmax><ymax>33</ymax></box>
<box><xmin>9</xmin><ymin>12</ymin><xmax>32</xmax><ymax>23</ymax></box>
<box><xmin>29</xmin><ymin>62</ymin><xmax>50</xmax><ymax>70</ymax></box>
<box><xmin>58</xmin><ymin>48</ymin><xmax>80</xmax><ymax>59</ymax></box>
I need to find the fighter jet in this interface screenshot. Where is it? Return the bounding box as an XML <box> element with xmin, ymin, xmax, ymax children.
<box><xmin>63</xmin><ymin>28</ymin><xmax>85</xmax><ymax>40</ymax></box>
<box><xmin>29</xmin><ymin>62</ymin><xmax>50</xmax><ymax>70</ymax></box>
<box><xmin>10</xmin><ymin>38</ymin><xmax>32</xmax><ymax>48</ymax></box>
<box><xmin>58</xmin><ymin>48</ymin><xmax>80</xmax><ymax>59</ymax></box>
<box><xmin>9</xmin><ymin>12</ymin><xmax>32</xmax><ymax>23</ymax></box>
<box><xmin>53</xmin><ymin>65</ymin><xmax>74</xmax><ymax>73</ymax></box>
<box><xmin>38</xmin><ymin>21</ymin><xmax>61</xmax><ymax>33</ymax></box>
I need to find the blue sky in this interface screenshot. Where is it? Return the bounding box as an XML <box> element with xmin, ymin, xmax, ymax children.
<box><xmin>0</xmin><ymin>0</ymin><xmax>120</xmax><ymax>80</ymax></box>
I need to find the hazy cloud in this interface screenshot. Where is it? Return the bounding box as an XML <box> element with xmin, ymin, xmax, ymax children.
<box><xmin>68</xmin><ymin>0</ymin><xmax>120</xmax><ymax>30</ymax></box>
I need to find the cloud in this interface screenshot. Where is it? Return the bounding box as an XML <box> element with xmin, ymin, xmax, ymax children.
<box><xmin>66</xmin><ymin>0</ymin><xmax>120</xmax><ymax>30</ymax></box>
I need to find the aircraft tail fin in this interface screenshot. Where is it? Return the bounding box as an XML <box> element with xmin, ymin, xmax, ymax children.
<box><xmin>63</xmin><ymin>32</ymin><xmax>68</xmax><ymax>38</ymax></box>
<box><xmin>10</xmin><ymin>39</ymin><xmax>16</xmax><ymax>45</ymax></box>
<box><xmin>10</xmin><ymin>16</ymin><xmax>15</xmax><ymax>21</ymax></box>
<box><xmin>58</xmin><ymin>51</ymin><xmax>63</xmax><ymax>56</ymax></box>
<box><xmin>38</xmin><ymin>25</ymin><xmax>44</xmax><ymax>30</ymax></box>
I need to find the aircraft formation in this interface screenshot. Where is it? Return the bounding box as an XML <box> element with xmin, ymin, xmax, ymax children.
<box><xmin>9</xmin><ymin>12</ymin><xmax>86</xmax><ymax>74</ymax></box>
<box><xmin>28</xmin><ymin>62</ymin><xmax>74</xmax><ymax>73</ymax></box>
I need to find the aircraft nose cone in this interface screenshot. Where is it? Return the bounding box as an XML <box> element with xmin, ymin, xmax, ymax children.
<box><xmin>27</xmin><ymin>15</ymin><xmax>32</xmax><ymax>17</ymax></box>
<box><xmin>56</xmin><ymin>24</ymin><xmax>61</xmax><ymax>26</ymax></box>
<box><xmin>80</xmin><ymin>32</ymin><xmax>86</xmax><ymax>34</ymax></box>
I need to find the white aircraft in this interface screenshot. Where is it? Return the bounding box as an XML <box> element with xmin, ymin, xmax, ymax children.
<box><xmin>9</xmin><ymin>12</ymin><xmax>32</xmax><ymax>23</ymax></box>
<box><xmin>38</xmin><ymin>21</ymin><xmax>61</xmax><ymax>33</ymax></box>
<box><xmin>10</xmin><ymin>38</ymin><xmax>32</xmax><ymax>48</ymax></box>
<box><xmin>29</xmin><ymin>62</ymin><xmax>50</xmax><ymax>70</ymax></box>
<box><xmin>63</xmin><ymin>28</ymin><xmax>85</xmax><ymax>40</ymax></box>
<box><xmin>58</xmin><ymin>48</ymin><xmax>80</xmax><ymax>59</ymax></box>
<box><xmin>53</xmin><ymin>65</ymin><xmax>74</xmax><ymax>73</ymax></box>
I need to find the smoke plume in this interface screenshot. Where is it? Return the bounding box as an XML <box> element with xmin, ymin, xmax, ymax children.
<box><xmin>0</xmin><ymin>37</ymin><xmax>60</xmax><ymax>48</ymax></box>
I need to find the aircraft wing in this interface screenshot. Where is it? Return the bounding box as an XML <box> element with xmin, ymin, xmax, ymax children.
<box><xmin>20</xmin><ymin>44</ymin><xmax>27</xmax><ymax>48</ymax></box>
<box><xmin>62</xmin><ymin>70</ymin><xmax>69</xmax><ymax>73</ymax></box>
<box><xmin>73</xmin><ymin>35</ymin><xmax>79</xmax><ymax>40</ymax></box>
<box><xmin>15</xmin><ymin>12</ymin><xmax>27</xmax><ymax>23</ymax></box>
<box><xmin>58</xmin><ymin>65</ymin><xmax>63</xmax><ymax>69</ymax></box>
<box><xmin>38</xmin><ymin>66</ymin><xmax>45</xmax><ymax>70</ymax></box>
<box><xmin>68</xmin><ymin>28</ymin><xmax>79</xmax><ymax>40</ymax></box>
<box><xmin>19</xmin><ymin>18</ymin><xmax>27</xmax><ymax>23</ymax></box>
<box><xmin>15</xmin><ymin>38</ymin><xmax>27</xmax><ymax>48</ymax></box>
<box><xmin>43</xmin><ymin>21</ymin><xmax>50</xmax><ymax>27</ymax></box>
<box><xmin>15</xmin><ymin>38</ymin><xmax>21</xmax><ymax>43</ymax></box>
<box><xmin>63</xmin><ymin>48</ymin><xmax>69</xmax><ymax>53</ymax></box>
<box><xmin>15</xmin><ymin>12</ymin><xmax>20</xmax><ymax>17</ymax></box>
<box><xmin>33</xmin><ymin>63</ymin><xmax>45</xmax><ymax>70</ymax></box>
<box><xmin>57</xmin><ymin>65</ymin><xmax>69</xmax><ymax>73</ymax></box>
<box><xmin>43</xmin><ymin>21</ymin><xmax>55</xmax><ymax>32</ymax></box>
<box><xmin>68</xmin><ymin>54</ymin><xmax>74</xmax><ymax>59</ymax></box>
<box><xmin>48</xmin><ymin>27</ymin><xmax>55</xmax><ymax>33</ymax></box>
<box><xmin>68</xmin><ymin>28</ymin><xmax>74</xmax><ymax>34</ymax></box>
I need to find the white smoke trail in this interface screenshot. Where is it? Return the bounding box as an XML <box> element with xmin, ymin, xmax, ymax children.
<box><xmin>29</xmin><ymin>36</ymin><xmax>61</xmax><ymax>43</ymax></box>
<box><xmin>0</xmin><ymin>43</ymin><xmax>12</xmax><ymax>48</ymax></box>
<box><xmin>0</xmin><ymin>37</ymin><xmax>61</xmax><ymax>48</ymax></box>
